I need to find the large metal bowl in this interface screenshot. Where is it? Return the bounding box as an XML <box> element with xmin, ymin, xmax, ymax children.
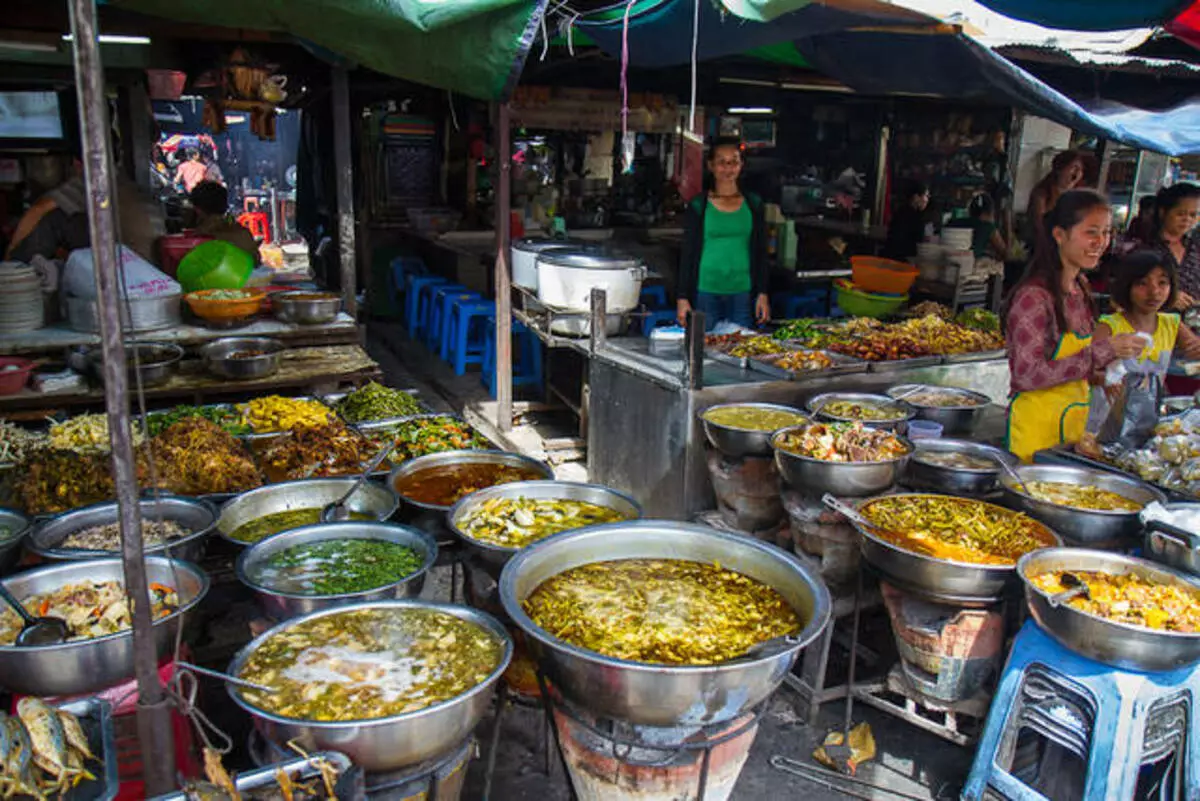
<box><xmin>236</xmin><ymin>521</ymin><xmax>438</xmax><ymax>619</ymax></box>
<box><xmin>0</xmin><ymin>557</ymin><xmax>208</xmax><ymax>696</ymax></box>
<box><xmin>1000</xmin><ymin>464</ymin><xmax>1165</xmax><ymax>548</ymax></box>
<box><xmin>1018</xmin><ymin>548</ymin><xmax>1200</xmax><ymax>671</ymax></box>
<box><xmin>499</xmin><ymin>521</ymin><xmax>832</xmax><ymax>726</ymax></box>
<box><xmin>272</xmin><ymin>291</ymin><xmax>342</xmax><ymax>325</ymax></box>
<box><xmin>901</xmin><ymin>439</ymin><xmax>1018</xmax><ymax>497</ymax></box>
<box><xmin>0</xmin><ymin>508</ymin><xmax>30</xmax><ymax>575</ymax></box>
<box><xmin>1141</xmin><ymin>503</ymin><xmax>1200</xmax><ymax>577</ymax></box>
<box><xmin>854</xmin><ymin>494</ymin><xmax>1061</xmax><ymax>605</ymax></box>
<box><xmin>771</xmin><ymin>424</ymin><xmax>912</xmax><ymax>497</ymax></box>
<box><xmin>387</xmin><ymin>449</ymin><xmax>553</xmax><ymax>513</ymax></box>
<box><xmin>885</xmin><ymin>384</ymin><xmax>991</xmax><ymax>435</ymax></box>
<box><xmin>447</xmin><ymin>480</ymin><xmax>642</xmax><ymax>569</ymax></box>
<box><xmin>226</xmin><ymin>600</ymin><xmax>513</xmax><ymax>771</ymax></box>
<box><xmin>698</xmin><ymin>403</ymin><xmax>809</xmax><ymax>458</ymax></box>
<box><xmin>28</xmin><ymin>496</ymin><xmax>217</xmax><ymax>563</ymax></box>
<box><xmin>806</xmin><ymin>392</ymin><xmax>914</xmax><ymax>431</ymax></box>
<box><xmin>89</xmin><ymin>342</ymin><xmax>184</xmax><ymax>389</ymax></box>
<box><xmin>218</xmin><ymin>478</ymin><xmax>400</xmax><ymax>546</ymax></box>
<box><xmin>200</xmin><ymin>337</ymin><xmax>284</xmax><ymax>381</ymax></box>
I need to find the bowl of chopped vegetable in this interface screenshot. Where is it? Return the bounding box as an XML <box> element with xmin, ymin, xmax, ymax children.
<box><xmin>184</xmin><ymin>288</ymin><xmax>267</xmax><ymax>324</ymax></box>
<box><xmin>236</xmin><ymin>521</ymin><xmax>437</xmax><ymax>619</ymax></box>
<box><xmin>28</xmin><ymin>496</ymin><xmax>217</xmax><ymax>563</ymax></box>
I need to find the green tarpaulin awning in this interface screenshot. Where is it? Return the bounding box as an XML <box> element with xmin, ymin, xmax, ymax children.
<box><xmin>106</xmin><ymin>0</ymin><xmax>547</xmax><ymax>99</ymax></box>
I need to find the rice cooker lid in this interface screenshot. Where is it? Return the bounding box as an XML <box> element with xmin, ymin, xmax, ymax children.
<box><xmin>513</xmin><ymin>237</ymin><xmax>583</xmax><ymax>254</ymax></box>
<box><xmin>535</xmin><ymin>246</ymin><xmax>641</xmax><ymax>271</ymax></box>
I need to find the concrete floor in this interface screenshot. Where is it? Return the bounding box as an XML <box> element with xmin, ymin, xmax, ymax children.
<box><xmin>361</xmin><ymin>322</ymin><xmax>982</xmax><ymax>800</ymax></box>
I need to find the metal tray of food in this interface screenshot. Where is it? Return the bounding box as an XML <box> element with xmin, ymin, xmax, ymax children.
<box><xmin>151</xmin><ymin>751</ymin><xmax>360</xmax><ymax>801</ymax></box>
<box><xmin>942</xmin><ymin>348</ymin><xmax>1007</xmax><ymax>364</ymax></box>
<box><xmin>248</xmin><ymin>423</ymin><xmax>387</xmax><ymax>481</ymax></box>
<box><xmin>133</xmin><ymin>403</ymin><xmax>247</xmax><ymax>436</ymax></box>
<box><xmin>866</xmin><ymin>355</ymin><xmax>945</xmax><ymax>373</ymax></box>
<box><xmin>318</xmin><ymin>388</ymin><xmax>429</xmax><ymax>425</ymax></box>
<box><xmin>703</xmin><ymin>348</ymin><xmax>751</xmax><ymax>370</ymax></box>
<box><xmin>237</xmin><ymin>395</ymin><xmax>340</xmax><ymax>442</ymax></box>
<box><xmin>42</xmin><ymin>697</ymin><xmax>118</xmax><ymax>801</ymax></box>
<box><xmin>747</xmin><ymin>349</ymin><xmax>868</xmax><ymax>381</ymax></box>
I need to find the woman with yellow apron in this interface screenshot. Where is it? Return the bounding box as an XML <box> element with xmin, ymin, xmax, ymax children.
<box><xmin>1005</xmin><ymin>190</ymin><xmax>1146</xmax><ymax>462</ymax></box>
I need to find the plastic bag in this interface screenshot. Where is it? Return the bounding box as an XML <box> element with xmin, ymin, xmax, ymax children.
<box><xmin>1094</xmin><ymin>371</ymin><xmax>1161</xmax><ymax>450</ymax></box>
<box><xmin>62</xmin><ymin>245</ymin><xmax>180</xmax><ymax>300</ymax></box>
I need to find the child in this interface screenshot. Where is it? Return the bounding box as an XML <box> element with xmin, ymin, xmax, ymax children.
<box><xmin>1089</xmin><ymin>250</ymin><xmax>1200</xmax><ymax>445</ymax></box>
<box><xmin>964</xmin><ymin>194</ymin><xmax>1006</xmax><ymax>260</ymax></box>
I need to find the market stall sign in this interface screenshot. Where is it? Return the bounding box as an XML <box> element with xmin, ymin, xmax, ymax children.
<box><xmin>511</xmin><ymin>87</ymin><xmax>680</xmax><ymax>134</ymax></box>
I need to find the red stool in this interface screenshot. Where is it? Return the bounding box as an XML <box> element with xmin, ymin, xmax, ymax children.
<box><xmin>237</xmin><ymin>212</ymin><xmax>270</xmax><ymax>243</ymax></box>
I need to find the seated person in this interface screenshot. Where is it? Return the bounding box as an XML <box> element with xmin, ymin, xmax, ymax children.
<box><xmin>188</xmin><ymin>181</ymin><xmax>259</xmax><ymax>263</ymax></box>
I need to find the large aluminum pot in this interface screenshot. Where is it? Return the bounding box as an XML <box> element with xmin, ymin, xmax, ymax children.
<box><xmin>387</xmin><ymin>450</ymin><xmax>552</xmax><ymax>513</ymax></box>
<box><xmin>29</xmin><ymin>496</ymin><xmax>216</xmax><ymax>563</ymax></box>
<box><xmin>447</xmin><ymin>480</ymin><xmax>641</xmax><ymax>569</ymax></box>
<box><xmin>901</xmin><ymin>439</ymin><xmax>1018</xmax><ymax>497</ymax></box>
<box><xmin>218</xmin><ymin>478</ymin><xmax>400</xmax><ymax>546</ymax></box>
<box><xmin>499</xmin><ymin>521</ymin><xmax>832</xmax><ymax>726</ymax></box>
<box><xmin>0</xmin><ymin>508</ymin><xmax>30</xmax><ymax>575</ymax></box>
<box><xmin>772</xmin><ymin>424</ymin><xmax>912</xmax><ymax>497</ymax></box>
<box><xmin>885</xmin><ymin>384</ymin><xmax>991</xmax><ymax>436</ymax></box>
<box><xmin>699</xmin><ymin>403</ymin><xmax>808</xmax><ymax>458</ymax></box>
<box><xmin>1142</xmin><ymin>503</ymin><xmax>1200</xmax><ymax>577</ymax></box>
<box><xmin>535</xmin><ymin>247</ymin><xmax>645</xmax><ymax>314</ymax></box>
<box><xmin>0</xmin><ymin>557</ymin><xmax>208</xmax><ymax>696</ymax></box>
<box><xmin>1018</xmin><ymin>548</ymin><xmax>1200</xmax><ymax>671</ymax></box>
<box><xmin>511</xmin><ymin>238</ymin><xmax>583</xmax><ymax>291</ymax></box>
<box><xmin>236</xmin><ymin>521</ymin><xmax>438</xmax><ymax>619</ymax></box>
<box><xmin>226</xmin><ymin>600</ymin><xmax>513</xmax><ymax>771</ymax></box>
<box><xmin>854</xmin><ymin>494</ymin><xmax>1060</xmax><ymax>605</ymax></box>
<box><xmin>806</xmin><ymin>392</ymin><xmax>914</xmax><ymax>431</ymax></box>
<box><xmin>1000</xmin><ymin>464</ymin><xmax>1164</xmax><ymax>548</ymax></box>
<box><xmin>65</xmin><ymin>293</ymin><xmax>182</xmax><ymax>333</ymax></box>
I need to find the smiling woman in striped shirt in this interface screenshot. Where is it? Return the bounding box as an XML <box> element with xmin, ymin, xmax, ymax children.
<box><xmin>1005</xmin><ymin>190</ymin><xmax>1145</xmax><ymax>462</ymax></box>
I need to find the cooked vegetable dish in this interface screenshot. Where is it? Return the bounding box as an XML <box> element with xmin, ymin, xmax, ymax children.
<box><xmin>772</xmin><ymin>350</ymin><xmax>835</xmax><ymax>373</ymax></box>
<box><xmin>237</xmin><ymin>607</ymin><xmax>504</xmax><ymax>721</ymax></box>
<box><xmin>241</xmin><ymin>396</ymin><xmax>334</xmax><ymax>434</ymax></box>
<box><xmin>365</xmin><ymin>416</ymin><xmax>489</xmax><ymax>459</ymax></box>
<box><xmin>257</xmin><ymin>423</ymin><xmax>373</xmax><ymax>481</ymax></box>
<box><xmin>393</xmin><ymin>462</ymin><xmax>544</xmax><ymax>507</ymax></box>
<box><xmin>60</xmin><ymin>519</ymin><xmax>188</xmax><ymax>551</ymax></box>
<box><xmin>819</xmin><ymin>398</ymin><xmax>906</xmax><ymax>422</ymax></box>
<box><xmin>523</xmin><ymin>558</ymin><xmax>801</xmax><ymax>665</ymax></box>
<box><xmin>860</xmin><ymin>495</ymin><xmax>1054</xmax><ymax>565</ymax></box>
<box><xmin>13</xmin><ymin>450</ymin><xmax>115</xmax><ymax>515</ymax></box>
<box><xmin>144</xmin><ymin>405</ymin><xmax>251</xmax><ymax>437</ymax></box>
<box><xmin>0</xmin><ymin>580</ymin><xmax>177</xmax><ymax>644</ymax></box>
<box><xmin>1029</xmin><ymin>570</ymin><xmax>1200</xmax><ymax>632</ymax></box>
<box><xmin>49</xmin><ymin>415</ymin><xmax>144</xmax><ymax>455</ymax></box>
<box><xmin>1022</xmin><ymin>480</ymin><xmax>1143</xmax><ymax>512</ymax></box>
<box><xmin>142</xmin><ymin>418</ymin><xmax>263</xmax><ymax>496</ymax></box>
<box><xmin>703</xmin><ymin>405</ymin><xmax>806</xmax><ymax>432</ymax></box>
<box><xmin>335</xmin><ymin>382</ymin><xmax>423</xmax><ymax>422</ymax></box>
<box><xmin>902</xmin><ymin>389</ymin><xmax>985</xmax><ymax>408</ymax></box>
<box><xmin>776</xmin><ymin>422</ymin><xmax>909</xmax><ymax>463</ymax></box>
<box><xmin>0</xmin><ymin>421</ymin><xmax>46</xmax><ymax>465</ymax></box>
<box><xmin>252</xmin><ymin>539</ymin><xmax>424</xmax><ymax>595</ymax></box>
<box><xmin>458</xmin><ymin>497</ymin><xmax>628</xmax><ymax>549</ymax></box>
<box><xmin>229</xmin><ymin>508</ymin><xmax>373</xmax><ymax>545</ymax></box>
<box><xmin>913</xmin><ymin>450</ymin><xmax>996</xmax><ymax>470</ymax></box>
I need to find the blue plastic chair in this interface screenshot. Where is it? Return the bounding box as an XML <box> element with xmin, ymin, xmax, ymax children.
<box><xmin>642</xmin><ymin>309</ymin><xmax>678</xmax><ymax>336</ymax></box>
<box><xmin>426</xmin><ymin>283</ymin><xmax>474</xmax><ymax>351</ymax></box>
<box><xmin>482</xmin><ymin>316</ymin><xmax>543</xmax><ymax>396</ymax></box>
<box><xmin>405</xmin><ymin>275</ymin><xmax>449</xmax><ymax>338</ymax></box>
<box><xmin>388</xmin><ymin>256</ymin><xmax>427</xmax><ymax>310</ymax></box>
<box><xmin>445</xmin><ymin>298</ymin><xmax>496</xmax><ymax>375</ymax></box>
<box><xmin>639</xmin><ymin>285</ymin><xmax>668</xmax><ymax>310</ymax></box>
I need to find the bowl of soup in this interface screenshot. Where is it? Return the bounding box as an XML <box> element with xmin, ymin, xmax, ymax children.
<box><xmin>700</xmin><ymin>402</ymin><xmax>809</xmax><ymax>457</ymax></box>
<box><xmin>388</xmin><ymin>450</ymin><xmax>553</xmax><ymax>512</ymax></box>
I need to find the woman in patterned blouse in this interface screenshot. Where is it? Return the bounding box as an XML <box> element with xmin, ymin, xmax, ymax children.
<box><xmin>1146</xmin><ymin>183</ymin><xmax>1200</xmax><ymax>308</ymax></box>
<box><xmin>1005</xmin><ymin>190</ymin><xmax>1145</xmax><ymax>461</ymax></box>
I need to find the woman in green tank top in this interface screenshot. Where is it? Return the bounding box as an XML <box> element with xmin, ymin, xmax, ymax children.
<box><xmin>677</xmin><ymin>138</ymin><xmax>770</xmax><ymax>329</ymax></box>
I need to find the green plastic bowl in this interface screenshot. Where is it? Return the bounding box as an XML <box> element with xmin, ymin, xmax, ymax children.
<box><xmin>177</xmin><ymin>241</ymin><xmax>254</xmax><ymax>292</ymax></box>
<box><xmin>834</xmin><ymin>282</ymin><xmax>907</xmax><ymax>318</ymax></box>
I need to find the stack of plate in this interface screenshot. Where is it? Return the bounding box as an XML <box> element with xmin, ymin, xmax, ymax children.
<box><xmin>940</xmin><ymin>228</ymin><xmax>974</xmax><ymax>251</ymax></box>
<box><xmin>0</xmin><ymin>264</ymin><xmax>44</xmax><ymax>334</ymax></box>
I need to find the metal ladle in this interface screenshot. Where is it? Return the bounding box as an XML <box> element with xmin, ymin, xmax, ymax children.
<box><xmin>176</xmin><ymin>661</ymin><xmax>275</xmax><ymax>694</ymax></box>
<box><xmin>1047</xmin><ymin>572</ymin><xmax>1090</xmax><ymax>608</ymax></box>
<box><xmin>0</xmin><ymin>583</ymin><xmax>68</xmax><ymax>647</ymax></box>
<box><xmin>994</xmin><ymin>457</ymin><xmax>1030</xmax><ymax>495</ymax></box>
<box><xmin>320</xmin><ymin>440</ymin><xmax>398</xmax><ymax>522</ymax></box>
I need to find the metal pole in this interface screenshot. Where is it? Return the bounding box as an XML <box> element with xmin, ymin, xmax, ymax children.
<box><xmin>494</xmin><ymin>103</ymin><xmax>513</xmax><ymax>432</ymax></box>
<box><xmin>66</xmin><ymin>1</ymin><xmax>175</xmax><ymax>793</ymax></box>
<box><xmin>332</xmin><ymin>64</ymin><xmax>357</xmax><ymax>316</ymax></box>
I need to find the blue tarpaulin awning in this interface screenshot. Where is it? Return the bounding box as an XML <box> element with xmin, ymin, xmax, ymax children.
<box><xmin>973</xmin><ymin>0</ymin><xmax>1192</xmax><ymax>32</ymax></box>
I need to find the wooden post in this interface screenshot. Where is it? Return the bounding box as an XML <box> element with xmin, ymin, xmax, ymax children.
<box><xmin>494</xmin><ymin>103</ymin><xmax>513</xmax><ymax>432</ymax></box>
<box><xmin>332</xmin><ymin>64</ymin><xmax>357</xmax><ymax>316</ymax></box>
<box><xmin>67</xmin><ymin>0</ymin><xmax>175</xmax><ymax>793</ymax></box>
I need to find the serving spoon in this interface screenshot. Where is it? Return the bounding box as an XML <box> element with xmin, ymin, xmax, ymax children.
<box><xmin>320</xmin><ymin>440</ymin><xmax>398</xmax><ymax>522</ymax></box>
<box><xmin>1047</xmin><ymin>572</ymin><xmax>1090</xmax><ymax>608</ymax></box>
<box><xmin>0</xmin><ymin>583</ymin><xmax>68</xmax><ymax>647</ymax></box>
<box><xmin>993</xmin><ymin>456</ymin><xmax>1030</xmax><ymax>495</ymax></box>
<box><xmin>176</xmin><ymin>661</ymin><xmax>275</xmax><ymax>694</ymax></box>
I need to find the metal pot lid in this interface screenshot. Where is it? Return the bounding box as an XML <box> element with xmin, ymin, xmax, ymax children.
<box><xmin>512</xmin><ymin>237</ymin><xmax>584</xmax><ymax>253</ymax></box>
<box><xmin>535</xmin><ymin>246</ymin><xmax>641</xmax><ymax>271</ymax></box>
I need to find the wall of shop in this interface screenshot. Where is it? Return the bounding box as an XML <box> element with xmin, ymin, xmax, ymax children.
<box><xmin>1012</xmin><ymin>115</ymin><xmax>1073</xmax><ymax>213</ymax></box>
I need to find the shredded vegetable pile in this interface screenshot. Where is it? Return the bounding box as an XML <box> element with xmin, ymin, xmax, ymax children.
<box><xmin>335</xmin><ymin>382</ymin><xmax>423</xmax><ymax>422</ymax></box>
<box><xmin>258</xmin><ymin>422</ymin><xmax>373</xmax><ymax>481</ymax></box>
<box><xmin>49</xmin><ymin>415</ymin><xmax>144</xmax><ymax>454</ymax></box>
<box><xmin>142</xmin><ymin>418</ymin><xmax>263</xmax><ymax>495</ymax></box>
<box><xmin>1029</xmin><ymin>570</ymin><xmax>1200</xmax><ymax>632</ymax></box>
<box><xmin>145</xmin><ymin>405</ymin><xmax>251</xmax><ymax>437</ymax></box>
<box><xmin>0</xmin><ymin>421</ymin><xmax>46</xmax><ymax>465</ymax></box>
<box><xmin>13</xmin><ymin>450</ymin><xmax>115</xmax><ymax>514</ymax></box>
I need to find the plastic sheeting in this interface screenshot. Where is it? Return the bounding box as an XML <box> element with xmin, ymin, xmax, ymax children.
<box><xmin>972</xmin><ymin>0</ymin><xmax>1192</xmax><ymax>32</ymax></box>
<box><xmin>106</xmin><ymin>0</ymin><xmax>546</xmax><ymax>100</ymax></box>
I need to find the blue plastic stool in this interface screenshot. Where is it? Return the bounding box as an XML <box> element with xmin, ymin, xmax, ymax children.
<box><xmin>642</xmin><ymin>309</ymin><xmax>678</xmax><ymax>336</ymax></box>
<box><xmin>405</xmin><ymin>275</ymin><xmax>449</xmax><ymax>338</ymax></box>
<box><xmin>482</xmin><ymin>316</ymin><xmax>543</xmax><ymax>396</ymax></box>
<box><xmin>438</xmin><ymin>292</ymin><xmax>484</xmax><ymax>362</ymax></box>
<box><xmin>963</xmin><ymin>620</ymin><xmax>1200</xmax><ymax>801</ymax></box>
<box><xmin>388</xmin><ymin>256</ymin><xmax>427</xmax><ymax>310</ymax></box>
<box><xmin>639</xmin><ymin>285</ymin><xmax>668</xmax><ymax>310</ymax></box>
<box><xmin>426</xmin><ymin>283</ymin><xmax>474</xmax><ymax>352</ymax></box>
<box><xmin>445</xmin><ymin>298</ymin><xmax>496</xmax><ymax>375</ymax></box>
